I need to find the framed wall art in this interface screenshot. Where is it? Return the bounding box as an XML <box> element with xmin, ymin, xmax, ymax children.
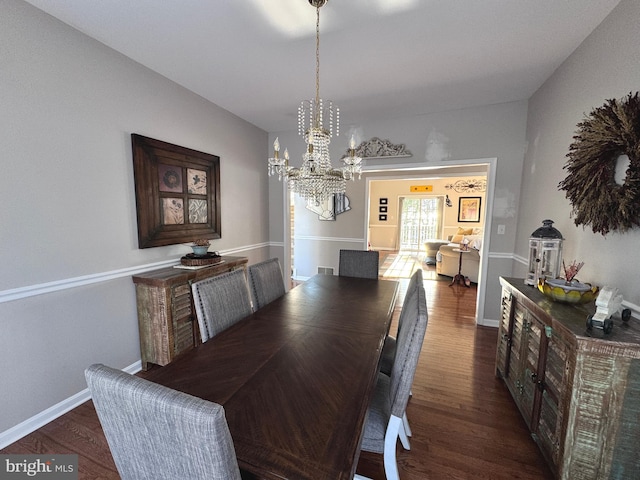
<box><xmin>305</xmin><ymin>193</ymin><xmax>351</xmax><ymax>221</ymax></box>
<box><xmin>131</xmin><ymin>134</ymin><xmax>221</xmax><ymax>248</ymax></box>
<box><xmin>458</xmin><ymin>196</ymin><xmax>481</xmax><ymax>223</ymax></box>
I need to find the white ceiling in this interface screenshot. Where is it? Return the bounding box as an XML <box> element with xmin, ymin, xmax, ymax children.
<box><xmin>24</xmin><ymin>0</ymin><xmax>620</xmax><ymax>133</ymax></box>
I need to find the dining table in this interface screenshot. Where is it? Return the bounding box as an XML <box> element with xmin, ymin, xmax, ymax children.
<box><xmin>144</xmin><ymin>273</ymin><xmax>399</xmax><ymax>480</ymax></box>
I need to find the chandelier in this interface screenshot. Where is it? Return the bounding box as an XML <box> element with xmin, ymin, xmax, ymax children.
<box><xmin>268</xmin><ymin>0</ymin><xmax>361</xmax><ymax>204</ymax></box>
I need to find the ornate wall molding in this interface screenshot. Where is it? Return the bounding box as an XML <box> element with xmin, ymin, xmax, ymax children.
<box><xmin>445</xmin><ymin>178</ymin><xmax>487</xmax><ymax>193</ymax></box>
<box><xmin>342</xmin><ymin>137</ymin><xmax>412</xmax><ymax>159</ymax></box>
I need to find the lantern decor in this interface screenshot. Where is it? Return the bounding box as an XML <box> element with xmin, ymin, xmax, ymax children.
<box><xmin>525</xmin><ymin>219</ymin><xmax>564</xmax><ymax>286</ymax></box>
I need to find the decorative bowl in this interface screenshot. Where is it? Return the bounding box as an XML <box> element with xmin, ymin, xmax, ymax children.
<box><xmin>190</xmin><ymin>245</ymin><xmax>210</xmax><ymax>256</ymax></box>
<box><xmin>538</xmin><ymin>278</ymin><xmax>599</xmax><ymax>304</ymax></box>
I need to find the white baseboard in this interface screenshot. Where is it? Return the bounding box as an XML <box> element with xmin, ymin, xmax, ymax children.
<box><xmin>0</xmin><ymin>360</ymin><xmax>142</xmax><ymax>450</ymax></box>
<box><xmin>480</xmin><ymin>318</ymin><xmax>500</xmax><ymax>328</ymax></box>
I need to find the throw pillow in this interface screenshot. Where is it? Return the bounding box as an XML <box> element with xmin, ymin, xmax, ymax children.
<box><xmin>451</xmin><ymin>227</ymin><xmax>474</xmax><ymax>243</ymax></box>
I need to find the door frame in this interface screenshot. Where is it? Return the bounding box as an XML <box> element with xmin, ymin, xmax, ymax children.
<box><xmin>362</xmin><ymin>157</ymin><xmax>497</xmax><ymax>326</ymax></box>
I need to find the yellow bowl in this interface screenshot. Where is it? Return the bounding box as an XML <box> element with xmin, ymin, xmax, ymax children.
<box><xmin>538</xmin><ymin>278</ymin><xmax>599</xmax><ymax>304</ymax></box>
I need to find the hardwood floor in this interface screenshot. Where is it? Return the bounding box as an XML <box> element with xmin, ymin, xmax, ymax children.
<box><xmin>1</xmin><ymin>269</ymin><xmax>554</xmax><ymax>480</ymax></box>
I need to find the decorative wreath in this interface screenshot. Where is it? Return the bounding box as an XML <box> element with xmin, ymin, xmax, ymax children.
<box><xmin>558</xmin><ymin>92</ymin><xmax>640</xmax><ymax>235</ymax></box>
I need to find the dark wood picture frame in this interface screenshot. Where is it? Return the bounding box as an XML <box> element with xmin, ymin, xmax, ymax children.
<box><xmin>458</xmin><ymin>196</ymin><xmax>482</xmax><ymax>223</ymax></box>
<box><xmin>132</xmin><ymin>134</ymin><xmax>221</xmax><ymax>248</ymax></box>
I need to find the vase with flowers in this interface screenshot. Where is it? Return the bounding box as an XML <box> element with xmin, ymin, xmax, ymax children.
<box><xmin>563</xmin><ymin>260</ymin><xmax>584</xmax><ymax>285</ymax></box>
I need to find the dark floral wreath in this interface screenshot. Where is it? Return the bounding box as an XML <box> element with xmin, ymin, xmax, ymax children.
<box><xmin>558</xmin><ymin>92</ymin><xmax>640</xmax><ymax>235</ymax></box>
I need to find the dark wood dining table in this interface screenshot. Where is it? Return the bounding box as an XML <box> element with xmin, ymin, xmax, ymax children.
<box><xmin>144</xmin><ymin>274</ymin><xmax>399</xmax><ymax>480</ymax></box>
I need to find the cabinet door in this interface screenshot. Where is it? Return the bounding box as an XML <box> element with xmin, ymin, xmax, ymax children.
<box><xmin>171</xmin><ymin>283</ymin><xmax>195</xmax><ymax>356</ymax></box>
<box><xmin>496</xmin><ymin>290</ymin><xmax>513</xmax><ymax>377</ymax></box>
<box><xmin>504</xmin><ymin>304</ymin><xmax>525</xmax><ymax>401</ymax></box>
<box><xmin>537</xmin><ymin>328</ymin><xmax>571</xmax><ymax>468</ymax></box>
<box><xmin>519</xmin><ymin>311</ymin><xmax>543</xmax><ymax>427</ymax></box>
<box><xmin>504</xmin><ymin>304</ymin><xmax>543</xmax><ymax>429</ymax></box>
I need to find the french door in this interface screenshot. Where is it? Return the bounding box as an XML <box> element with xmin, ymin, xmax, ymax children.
<box><xmin>398</xmin><ymin>196</ymin><xmax>443</xmax><ymax>252</ymax></box>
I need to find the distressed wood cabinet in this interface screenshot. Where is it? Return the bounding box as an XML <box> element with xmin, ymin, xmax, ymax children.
<box><xmin>132</xmin><ymin>256</ymin><xmax>247</xmax><ymax>370</ymax></box>
<box><xmin>496</xmin><ymin>277</ymin><xmax>640</xmax><ymax>479</ymax></box>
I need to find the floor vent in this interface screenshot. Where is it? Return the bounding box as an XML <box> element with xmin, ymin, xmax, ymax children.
<box><xmin>317</xmin><ymin>266</ymin><xmax>334</xmax><ymax>275</ymax></box>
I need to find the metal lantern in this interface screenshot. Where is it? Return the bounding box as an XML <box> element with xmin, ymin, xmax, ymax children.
<box><xmin>525</xmin><ymin>219</ymin><xmax>563</xmax><ymax>286</ymax></box>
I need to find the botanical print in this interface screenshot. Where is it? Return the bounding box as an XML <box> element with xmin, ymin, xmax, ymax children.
<box><xmin>162</xmin><ymin>198</ymin><xmax>184</xmax><ymax>224</ymax></box>
<box><xmin>187</xmin><ymin>168</ymin><xmax>207</xmax><ymax>195</ymax></box>
<box><xmin>189</xmin><ymin>199</ymin><xmax>208</xmax><ymax>224</ymax></box>
<box><xmin>158</xmin><ymin>164</ymin><xmax>183</xmax><ymax>193</ymax></box>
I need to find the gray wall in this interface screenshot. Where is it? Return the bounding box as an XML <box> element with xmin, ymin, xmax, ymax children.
<box><xmin>1</xmin><ymin>0</ymin><xmax>269</xmax><ymax>436</ymax></box>
<box><xmin>516</xmin><ymin>0</ymin><xmax>640</xmax><ymax>307</ymax></box>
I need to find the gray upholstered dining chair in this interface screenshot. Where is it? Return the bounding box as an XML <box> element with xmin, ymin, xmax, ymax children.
<box><xmin>379</xmin><ymin>268</ymin><xmax>423</xmax><ymax>376</ymax></box>
<box><xmin>356</xmin><ymin>280</ymin><xmax>428</xmax><ymax>480</ymax></box>
<box><xmin>85</xmin><ymin>363</ymin><xmax>242</xmax><ymax>480</ymax></box>
<box><xmin>379</xmin><ymin>268</ymin><xmax>423</xmax><ymax>446</ymax></box>
<box><xmin>338</xmin><ymin>249</ymin><xmax>379</xmax><ymax>279</ymax></box>
<box><xmin>247</xmin><ymin>258</ymin><xmax>286</xmax><ymax>310</ymax></box>
<box><xmin>191</xmin><ymin>268</ymin><xmax>253</xmax><ymax>343</ymax></box>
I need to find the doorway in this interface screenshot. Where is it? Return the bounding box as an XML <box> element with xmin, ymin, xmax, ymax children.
<box><xmin>361</xmin><ymin>163</ymin><xmax>493</xmax><ymax>325</ymax></box>
<box><xmin>285</xmin><ymin>159</ymin><xmax>495</xmax><ymax>325</ymax></box>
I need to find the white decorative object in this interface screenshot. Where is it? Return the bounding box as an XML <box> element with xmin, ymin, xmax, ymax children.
<box><xmin>343</xmin><ymin>137</ymin><xmax>413</xmax><ymax>160</ymax></box>
<box><xmin>525</xmin><ymin>219</ymin><xmax>563</xmax><ymax>286</ymax></box>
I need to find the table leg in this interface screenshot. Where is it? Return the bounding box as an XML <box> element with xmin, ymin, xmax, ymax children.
<box><xmin>449</xmin><ymin>250</ymin><xmax>470</xmax><ymax>287</ymax></box>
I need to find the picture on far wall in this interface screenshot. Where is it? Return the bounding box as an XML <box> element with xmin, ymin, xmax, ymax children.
<box><xmin>458</xmin><ymin>196</ymin><xmax>482</xmax><ymax>223</ymax></box>
<box><xmin>132</xmin><ymin>134</ymin><xmax>221</xmax><ymax>248</ymax></box>
<box><xmin>305</xmin><ymin>193</ymin><xmax>351</xmax><ymax>221</ymax></box>
<box><xmin>379</xmin><ymin>214</ymin><xmax>387</xmax><ymax>221</ymax></box>
<box><xmin>379</xmin><ymin>206</ymin><xmax>388</xmax><ymax>213</ymax></box>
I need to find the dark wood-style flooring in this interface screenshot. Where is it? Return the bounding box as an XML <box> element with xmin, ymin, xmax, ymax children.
<box><xmin>1</xmin><ymin>259</ymin><xmax>554</xmax><ymax>479</ymax></box>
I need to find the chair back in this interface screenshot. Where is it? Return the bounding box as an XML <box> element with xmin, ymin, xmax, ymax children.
<box><xmin>248</xmin><ymin>258</ymin><xmax>286</xmax><ymax>310</ymax></box>
<box><xmin>380</xmin><ymin>268</ymin><xmax>423</xmax><ymax>376</ymax></box>
<box><xmin>338</xmin><ymin>249</ymin><xmax>379</xmax><ymax>279</ymax></box>
<box><xmin>389</xmin><ymin>282</ymin><xmax>428</xmax><ymax>418</ymax></box>
<box><xmin>85</xmin><ymin>364</ymin><xmax>241</xmax><ymax>480</ymax></box>
<box><xmin>402</xmin><ymin>268</ymin><xmax>423</xmax><ymax>310</ymax></box>
<box><xmin>191</xmin><ymin>269</ymin><xmax>252</xmax><ymax>342</ymax></box>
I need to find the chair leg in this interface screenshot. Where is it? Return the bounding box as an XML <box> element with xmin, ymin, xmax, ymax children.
<box><xmin>403</xmin><ymin>412</ymin><xmax>412</xmax><ymax>437</ymax></box>
<box><xmin>399</xmin><ymin>419</ymin><xmax>411</xmax><ymax>450</ymax></box>
<box><xmin>383</xmin><ymin>415</ymin><xmax>403</xmax><ymax>480</ymax></box>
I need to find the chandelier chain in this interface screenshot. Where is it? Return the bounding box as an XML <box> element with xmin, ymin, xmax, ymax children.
<box><xmin>315</xmin><ymin>3</ymin><xmax>321</xmax><ymax>119</ymax></box>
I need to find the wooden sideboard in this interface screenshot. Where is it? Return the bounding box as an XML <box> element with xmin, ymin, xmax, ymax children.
<box><xmin>132</xmin><ymin>256</ymin><xmax>248</xmax><ymax>370</ymax></box>
<box><xmin>496</xmin><ymin>277</ymin><xmax>640</xmax><ymax>479</ymax></box>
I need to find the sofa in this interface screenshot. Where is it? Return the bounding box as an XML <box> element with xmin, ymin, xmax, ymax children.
<box><xmin>423</xmin><ymin>239</ymin><xmax>450</xmax><ymax>265</ymax></box>
<box><xmin>435</xmin><ymin>227</ymin><xmax>483</xmax><ymax>283</ymax></box>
